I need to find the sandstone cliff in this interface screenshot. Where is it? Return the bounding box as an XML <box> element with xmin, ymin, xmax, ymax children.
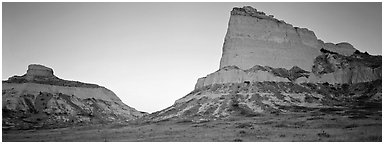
<box><xmin>148</xmin><ymin>6</ymin><xmax>381</xmax><ymax>121</ymax></box>
<box><xmin>219</xmin><ymin>6</ymin><xmax>357</xmax><ymax>71</ymax></box>
<box><xmin>25</xmin><ymin>64</ymin><xmax>55</xmax><ymax>80</ymax></box>
<box><xmin>2</xmin><ymin>64</ymin><xmax>146</xmax><ymax>130</ymax></box>
<box><xmin>219</xmin><ymin>6</ymin><xmax>321</xmax><ymax>71</ymax></box>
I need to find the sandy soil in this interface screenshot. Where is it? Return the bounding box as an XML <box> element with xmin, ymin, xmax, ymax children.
<box><xmin>3</xmin><ymin>111</ymin><xmax>381</xmax><ymax>142</ymax></box>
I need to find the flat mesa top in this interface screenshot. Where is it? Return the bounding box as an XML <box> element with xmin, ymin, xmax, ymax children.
<box><xmin>231</xmin><ymin>6</ymin><xmax>284</xmax><ymax>23</ymax></box>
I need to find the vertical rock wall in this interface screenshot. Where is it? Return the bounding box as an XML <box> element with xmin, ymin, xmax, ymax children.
<box><xmin>26</xmin><ymin>64</ymin><xmax>54</xmax><ymax>80</ymax></box>
<box><xmin>219</xmin><ymin>6</ymin><xmax>322</xmax><ymax>71</ymax></box>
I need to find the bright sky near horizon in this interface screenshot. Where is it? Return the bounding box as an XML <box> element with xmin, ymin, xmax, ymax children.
<box><xmin>2</xmin><ymin>2</ymin><xmax>382</xmax><ymax>113</ymax></box>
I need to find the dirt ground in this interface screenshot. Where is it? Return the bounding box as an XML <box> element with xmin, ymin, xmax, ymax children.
<box><xmin>3</xmin><ymin>110</ymin><xmax>381</xmax><ymax>142</ymax></box>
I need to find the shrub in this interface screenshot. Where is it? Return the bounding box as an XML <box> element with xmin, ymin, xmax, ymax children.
<box><xmin>317</xmin><ymin>131</ymin><xmax>330</xmax><ymax>138</ymax></box>
<box><xmin>344</xmin><ymin>124</ymin><xmax>359</xmax><ymax>129</ymax></box>
<box><xmin>233</xmin><ymin>138</ymin><xmax>243</xmax><ymax>142</ymax></box>
<box><xmin>236</xmin><ymin>123</ymin><xmax>253</xmax><ymax>129</ymax></box>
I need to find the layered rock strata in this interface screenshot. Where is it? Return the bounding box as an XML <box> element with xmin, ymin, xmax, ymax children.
<box><xmin>2</xmin><ymin>64</ymin><xmax>146</xmax><ymax>129</ymax></box>
<box><xmin>149</xmin><ymin>80</ymin><xmax>381</xmax><ymax>121</ymax></box>
<box><xmin>25</xmin><ymin>64</ymin><xmax>54</xmax><ymax>80</ymax></box>
<box><xmin>149</xmin><ymin>6</ymin><xmax>381</xmax><ymax>121</ymax></box>
<box><xmin>298</xmin><ymin>49</ymin><xmax>382</xmax><ymax>84</ymax></box>
<box><xmin>195</xmin><ymin>65</ymin><xmax>310</xmax><ymax>89</ymax></box>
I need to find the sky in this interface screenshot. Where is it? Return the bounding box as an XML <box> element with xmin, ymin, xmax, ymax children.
<box><xmin>2</xmin><ymin>2</ymin><xmax>382</xmax><ymax>113</ymax></box>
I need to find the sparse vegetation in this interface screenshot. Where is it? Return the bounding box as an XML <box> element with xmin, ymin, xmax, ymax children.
<box><xmin>307</xmin><ymin>116</ymin><xmax>324</xmax><ymax>120</ymax></box>
<box><xmin>233</xmin><ymin>138</ymin><xmax>243</xmax><ymax>142</ymax></box>
<box><xmin>358</xmin><ymin>135</ymin><xmax>382</xmax><ymax>142</ymax></box>
<box><xmin>317</xmin><ymin>131</ymin><xmax>330</xmax><ymax>138</ymax></box>
<box><xmin>239</xmin><ymin>130</ymin><xmax>246</xmax><ymax>135</ymax></box>
<box><xmin>3</xmin><ymin>67</ymin><xmax>381</xmax><ymax>142</ymax></box>
<box><xmin>275</xmin><ymin>123</ymin><xmax>290</xmax><ymax>128</ymax></box>
<box><xmin>344</xmin><ymin>124</ymin><xmax>359</xmax><ymax>129</ymax></box>
<box><xmin>235</xmin><ymin>123</ymin><xmax>253</xmax><ymax>129</ymax></box>
<box><xmin>3</xmin><ymin>112</ymin><xmax>381</xmax><ymax>142</ymax></box>
<box><xmin>176</xmin><ymin>119</ymin><xmax>193</xmax><ymax>124</ymax></box>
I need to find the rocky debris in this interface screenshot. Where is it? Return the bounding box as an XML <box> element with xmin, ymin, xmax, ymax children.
<box><xmin>195</xmin><ymin>66</ymin><xmax>289</xmax><ymax>90</ymax></box>
<box><xmin>195</xmin><ymin>65</ymin><xmax>310</xmax><ymax>90</ymax></box>
<box><xmin>247</xmin><ymin>65</ymin><xmax>310</xmax><ymax>81</ymax></box>
<box><xmin>303</xmin><ymin>49</ymin><xmax>382</xmax><ymax>84</ymax></box>
<box><xmin>3</xmin><ymin>83</ymin><xmax>120</xmax><ymax>102</ymax></box>
<box><xmin>148</xmin><ymin>80</ymin><xmax>381</xmax><ymax>121</ymax></box>
<box><xmin>2</xmin><ymin>64</ymin><xmax>146</xmax><ymax>130</ymax></box>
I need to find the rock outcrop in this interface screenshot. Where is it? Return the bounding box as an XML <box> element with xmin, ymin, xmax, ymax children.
<box><xmin>2</xmin><ymin>64</ymin><xmax>146</xmax><ymax>130</ymax></box>
<box><xmin>219</xmin><ymin>6</ymin><xmax>321</xmax><ymax>71</ymax></box>
<box><xmin>25</xmin><ymin>64</ymin><xmax>54</xmax><ymax>80</ymax></box>
<box><xmin>148</xmin><ymin>6</ymin><xmax>381</xmax><ymax>121</ymax></box>
<box><xmin>319</xmin><ymin>41</ymin><xmax>357</xmax><ymax>56</ymax></box>
<box><xmin>296</xmin><ymin>49</ymin><xmax>381</xmax><ymax>84</ymax></box>
<box><xmin>148</xmin><ymin>80</ymin><xmax>381</xmax><ymax>121</ymax></box>
<box><xmin>219</xmin><ymin>6</ymin><xmax>358</xmax><ymax>71</ymax></box>
<box><xmin>195</xmin><ymin>65</ymin><xmax>310</xmax><ymax>90</ymax></box>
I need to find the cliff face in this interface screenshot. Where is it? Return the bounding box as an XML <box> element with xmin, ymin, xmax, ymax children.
<box><xmin>219</xmin><ymin>6</ymin><xmax>321</xmax><ymax>71</ymax></box>
<box><xmin>149</xmin><ymin>6</ymin><xmax>381</xmax><ymax>121</ymax></box>
<box><xmin>214</xmin><ymin>6</ymin><xmax>379</xmax><ymax>86</ymax></box>
<box><xmin>25</xmin><ymin>64</ymin><xmax>54</xmax><ymax>80</ymax></box>
<box><xmin>2</xmin><ymin>64</ymin><xmax>146</xmax><ymax>130</ymax></box>
<box><xmin>219</xmin><ymin>6</ymin><xmax>358</xmax><ymax>72</ymax></box>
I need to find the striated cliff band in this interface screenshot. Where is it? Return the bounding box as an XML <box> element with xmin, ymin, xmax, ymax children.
<box><xmin>3</xmin><ymin>64</ymin><xmax>146</xmax><ymax>130</ymax></box>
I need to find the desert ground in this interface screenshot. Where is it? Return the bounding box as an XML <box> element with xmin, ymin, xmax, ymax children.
<box><xmin>3</xmin><ymin>105</ymin><xmax>381</xmax><ymax>142</ymax></box>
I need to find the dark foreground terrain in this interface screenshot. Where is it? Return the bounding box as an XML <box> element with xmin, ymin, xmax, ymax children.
<box><xmin>3</xmin><ymin>106</ymin><xmax>381</xmax><ymax>142</ymax></box>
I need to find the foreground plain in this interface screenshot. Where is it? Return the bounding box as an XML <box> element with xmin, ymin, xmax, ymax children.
<box><xmin>3</xmin><ymin>109</ymin><xmax>381</xmax><ymax>142</ymax></box>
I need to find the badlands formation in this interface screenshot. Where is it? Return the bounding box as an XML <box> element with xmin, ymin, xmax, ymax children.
<box><xmin>2</xmin><ymin>6</ymin><xmax>381</xmax><ymax>142</ymax></box>
<box><xmin>196</xmin><ymin>6</ymin><xmax>381</xmax><ymax>88</ymax></box>
<box><xmin>149</xmin><ymin>6</ymin><xmax>381</xmax><ymax>121</ymax></box>
<box><xmin>3</xmin><ymin>64</ymin><xmax>145</xmax><ymax>129</ymax></box>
